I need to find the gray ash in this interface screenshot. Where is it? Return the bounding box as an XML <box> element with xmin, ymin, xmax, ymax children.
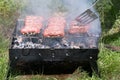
<box><xmin>12</xmin><ymin>33</ymin><xmax>99</xmax><ymax>49</ymax></box>
<box><xmin>12</xmin><ymin>20</ymin><xmax>100</xmax><ymax>49</ymax></box>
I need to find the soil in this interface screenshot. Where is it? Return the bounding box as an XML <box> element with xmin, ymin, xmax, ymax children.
<box><xmin>14</xmin><ymin>69</ymin><xmax>81</xmax><ymax>80</ymax></box>
<box><xmin>14</xmin><ymin>74</ymin><xmax>73</xmax><ymax>80</ymax></box>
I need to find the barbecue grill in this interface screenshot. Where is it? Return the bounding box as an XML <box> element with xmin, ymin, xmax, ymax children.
<box><xmin>6</xmin><ymin>0</ymin><xmax>101</xmax><ymax>79</ymax></box>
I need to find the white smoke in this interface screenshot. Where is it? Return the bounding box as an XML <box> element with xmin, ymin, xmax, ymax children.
<box><xmin>20</xmin><ymin>0</ymin><xmax>101</xmax><ymax>36</ymax></box>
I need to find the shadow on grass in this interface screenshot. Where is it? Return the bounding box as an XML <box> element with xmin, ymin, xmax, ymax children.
<box><xmin>102</xmin><ymin>30</ymin><xmax>120</xmax><ymax>44</ymax></box>
<box><xmin>103</xmin><ymin>0</ymin><xmax>120</xmax><ymax>30</ymax></box>
<box><xmin>101</xmin><ymin>0</ymin><xmax>120</xmax><ymax>44</ymax></box>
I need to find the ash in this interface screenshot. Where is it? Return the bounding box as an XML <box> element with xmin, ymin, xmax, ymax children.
<box><xmin>12</xmin><ymin>34</ymin><xmax>99</xmax><ymax>49</ymax></box>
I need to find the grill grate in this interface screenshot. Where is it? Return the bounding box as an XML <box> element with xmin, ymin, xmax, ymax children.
<box><xmin>11</xmin><ymin>20</ymin><xmax>100</xmax><ymax>49</ymax></box>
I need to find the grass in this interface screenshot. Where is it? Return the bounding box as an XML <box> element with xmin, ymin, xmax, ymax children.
<box><xmin>0</xmin><ymin>35</ymin><xmax>9</xmax><ymax>80</ymax></box>
<box><xmin>0</xmin><ymin>0</ymin><xmax>120</xmax><ymax>80</ymax></box>
<box><xmin>0</xmin><ymin>27</ymin><xmax>120</xmax><ymax>80</ymax></box>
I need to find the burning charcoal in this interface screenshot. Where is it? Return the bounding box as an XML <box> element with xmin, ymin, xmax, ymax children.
<box><xmin>70</xmin><ymin>41</ymin><xmax>86</xmax><ymax>49</ymax></box>
<box><xmin>31</xmin><ymin>44</ymin><xmax>35</xmax><ymax>49</ymax></box>
<box><xmin>89</xmin><ymin>45</ymin><xmax>97</xmax><ymax>48</ymax></box>
<box><xmin>45</xmin><ymin>46</ymin><xmax>50</xmax><ymax>48</ymax></box>
<box><xmin>87</xmin><ymin>37</ymin><xmax>97</xmax><ymax>48</ymax></box>
<box><xmin>54</xmin><ymin>43</ymin><xmax>62</xmax><ymax>48</ymax></box>
<box><xmin>22</xmin><ymin>43</ymin><xmax>25</xmax><ymax>48</ymax></box>
<box><xmin>70</xmin><ymin>42</ymin><xmax>80</xmax><ymax>48</ymax></box>
<box><xmin>35</xmin><ymin>44</ymin><xmax>44</xmax><ymax>49</ymax></box>
<box><xmin>17</xmin><ymin>36</ymin><xmax>23</xmax><ymax>43</ymax></box>
<box><xmin>39</xmin><ymin>39</ymin><xmax>43</xmax><ymax>43</ymax></box>
<box><xmin>62</xmin><ymin>38</ymin><xmax>69</xmax><ymax>47</ymax></box>
<box><xmin>70</xmin><ymin>42</ymin><xmax>74</xmax><ymax>48</ymax></box>
<box><xmin>37</xmin><ymin>44</ymin><xmax>41</xmax><ymax>48</ymax></box>
<box><xmin>73</xmin><ymin>43</ymin><xmax>80</xmax><ymax>49</ymax></box>
<box><xmin>13</xmin><ymin>44</ymin><xmax>18</xmax><ymax>49</ymax></box>
<box><xmin>39</xmin><ymin>44</ymin><xmax>43</xmax><ymax>48</ymax></box>
<box><xmin>79</xmin><ymin>43</ymin><xmax>86</xmax><ymax>49</ymax></box>
<box><xmin>25</xmin><ymin>42</ymin><xmax>31</xmax><ymax>48</ymax></box>
<box><xmin>14</xmin><ymin>40</ymin><xmax>19</xmax><ymax>45</ymax></box>
<box><xmin>73</xmin><ymin>45</ymin><xmax>80</xmax><ymax>49</ymax></box>
<box><xmin>74</xmin><ymin>43</ymin><xmax>81</xmax><ymax>49</ymax></box>
<box><xmin>33</xmin><ymin>43</ymin><xmax>38</xmax><ymax>48</ymax></box>
<box><xmin>28</xmin><ymin>42</ymin><xmax>34</xmax><ymax>48</ymax></box>
<box><xmin>40</xmin><ymin>45</ymin><xmax>46</xmax><ymax>49</ymax></box>
<box><xmin>19</xmin><ymin>43</ymin><xmax>25</xmax><ymax>48</ymax></box>
<box><xmin>36</xmin><ymin>44</ymin><xmax>40</xmax><ymax>48</ymax></box>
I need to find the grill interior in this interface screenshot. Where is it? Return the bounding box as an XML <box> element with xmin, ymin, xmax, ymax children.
<box><xmin>11</xmin><ymin>19</ymin><xmax>100</xmax><ymax>49</ymax></box>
